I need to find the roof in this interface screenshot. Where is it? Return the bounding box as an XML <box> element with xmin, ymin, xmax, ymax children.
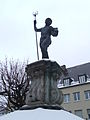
<box><xmin>61</xmin><ymin>62</ymin><xmax>90</xmax><ymax>81</ymax></box>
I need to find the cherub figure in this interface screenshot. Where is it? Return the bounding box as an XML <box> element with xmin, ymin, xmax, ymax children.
<box><xmin>34</xmin><ymin>18</ymin><xmax>58</xmax><ymax>59</ymax></box>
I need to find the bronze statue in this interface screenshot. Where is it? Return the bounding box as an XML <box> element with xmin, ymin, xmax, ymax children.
<box><xmin>34</xmin><ymin>18</ymin><xmax>58</xmax><ymax>59</ymax></box>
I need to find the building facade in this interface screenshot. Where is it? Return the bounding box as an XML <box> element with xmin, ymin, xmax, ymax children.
<box><xmin>58</xmin><ymin>62</ymin><xmax>90</xmax><ymax>120</ymax></box>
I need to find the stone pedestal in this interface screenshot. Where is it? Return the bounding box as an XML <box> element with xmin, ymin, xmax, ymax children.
<box><xmin>25</xmin><ymin>60</ymin><xmax>67</xmax><ymax>109</ymax></box>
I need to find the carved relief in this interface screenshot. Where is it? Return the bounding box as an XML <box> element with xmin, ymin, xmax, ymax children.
<box><xmin>25</xmin><ymin>60</ymin><xmax>67</xmax><ymax>108</ymax></box>
<box><xmin>26</xmin><ymin>72</ymin><xmax>44</xmax><ymax>105</ymax></box>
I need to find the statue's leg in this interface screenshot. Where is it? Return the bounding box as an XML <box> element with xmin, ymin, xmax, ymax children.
<box><xmin>40</xmin><ymin>38</ymin><xmax>51</xmax><ymax>59</ymax></box>
<box><xmin>40</xmin><ymin>45</ymin><xmax>49</xmax><ymax>59</ymax></box>
<box><xmin>40</xmin><ymin>42</ymin><xmax>49</xmax><ymax>59</ymax></box>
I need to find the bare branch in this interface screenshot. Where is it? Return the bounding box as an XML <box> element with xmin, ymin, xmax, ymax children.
<box><xmin>0</xmin><ymin>59</ymin><xmax>29</xmax><ymax>113</ymax></box>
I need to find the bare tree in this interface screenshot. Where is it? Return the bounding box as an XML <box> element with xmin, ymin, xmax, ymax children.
<box><xmin>0</xmin><ymin>59</ymin><xmax>29</xmax><ymax>113</ymax></box>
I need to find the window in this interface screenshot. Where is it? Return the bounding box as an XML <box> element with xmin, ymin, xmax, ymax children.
<box><xmin>0</xmin><ymin>86</ymin><xmax>2</xmax><ymax>91</ymax></box>
<box><xmin>75</xmin><ymin>110</ymin><xmax>83</xmax><ymax>118</ymax></box>
<box><xmin>87</xmin><ymin>109</ymin><xmax>90</xmax><ymax>119</ymax></box>
<box><xmin>64</xmin><ymin>94</ymin><xmax>70</xmax><ymax>103</ymax></box>
<box><xmin>78</xmin><ymin>74</ymin><xmax>86</xmax><ymax>83</ymax></box>
<box><xmin>85</xmin><ymin>90</ymin><xmax>90</xmax><ymax>100</ymax></box>
<box><xmin>0</xmin><ymin>82</ymin><xmax>2</xmax><ymax>91</ymax></box>
<box><xmin>73</xmin><ymin>92</ymin><xmax>80</xmax><ymax>101</ymax></box>
<box><xmin>63</xmin><ymin>79</ymin><xmax>70</xmax><ymax>86</ymax></box>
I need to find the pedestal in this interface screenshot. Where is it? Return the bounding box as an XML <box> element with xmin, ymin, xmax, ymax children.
<box><xmin>25</xmin><ymin>60</ymin><xmax>67</xmax><ymax>109</ymax></box>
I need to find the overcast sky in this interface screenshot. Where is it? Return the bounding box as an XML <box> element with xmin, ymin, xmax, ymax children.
<box><xmin>0</xmin><ymin>0</ymin><xmax>90</xmax><ymax>67</ymax></box>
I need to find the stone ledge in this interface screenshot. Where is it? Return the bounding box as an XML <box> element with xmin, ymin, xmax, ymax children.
<box><xmin>20</xmin><ymin>104</ymin><xmax>64</xmax><ymax>110</ymax></box>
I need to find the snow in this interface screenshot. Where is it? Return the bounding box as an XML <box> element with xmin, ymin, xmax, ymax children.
<box><xmin>0</xmin><ymin>108</ymin><xmax>84</xmax><ymax>120</ymax></box>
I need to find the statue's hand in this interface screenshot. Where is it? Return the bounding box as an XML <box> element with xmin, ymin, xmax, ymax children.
<box><xmin>54</xmin><ymin>28</ymin><xmax>58</xmax><ymax>31</ymax></box>
<box><xmin>51</xmin><ymin>28</ymin><xmax>58</xmax><ymax>37</ymax></box>
<box><xmin>34</xmin><ymin>20</ymin><xmax>37</xmax><ymax>24</ymax></box>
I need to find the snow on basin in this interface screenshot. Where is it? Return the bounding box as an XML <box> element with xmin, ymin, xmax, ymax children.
<box><xmin>0</xmin><ymin>108</ymin><xmax>84</xmax><ymax>120</ymax></box>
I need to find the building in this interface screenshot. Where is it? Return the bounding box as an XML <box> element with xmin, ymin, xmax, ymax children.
<box><xmin>58</xmin><ymin>62</ymin><xmax>90</xmax><ymax>120</ymax></box>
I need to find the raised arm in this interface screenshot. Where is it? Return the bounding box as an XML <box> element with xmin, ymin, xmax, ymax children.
<box><xmin>34</xmin><ymin>20</ymin><xmax>41</xmax><ymax>32</ymax></box>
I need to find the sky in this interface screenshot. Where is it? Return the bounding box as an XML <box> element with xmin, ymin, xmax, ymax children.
<box><xmin>0</xmin><ymin>0</ymin><xmax>90</xmax><ymax>67</ymax></box>
<box><xmin>0</xmin><ymin>108</ymin><xmax>83</xmax><ymax>120</ymax></box>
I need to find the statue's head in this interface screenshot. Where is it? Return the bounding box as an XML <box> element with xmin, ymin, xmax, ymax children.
<box><xmin>45</xmin><ymin>18</ymin><xmax>52</xmax><ymax>26</ymax></box>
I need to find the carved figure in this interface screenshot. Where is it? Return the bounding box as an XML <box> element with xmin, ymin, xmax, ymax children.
<box><xmin>34</xmin><ymin>18</ymin><xmax>58</xmax><ymax>59</ymax></box>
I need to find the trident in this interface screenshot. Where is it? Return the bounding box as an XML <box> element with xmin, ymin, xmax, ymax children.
<box><xmin>33</xmin><ymin>11</ymin><xmax>39</xmax><ymax>60</ymax></box>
